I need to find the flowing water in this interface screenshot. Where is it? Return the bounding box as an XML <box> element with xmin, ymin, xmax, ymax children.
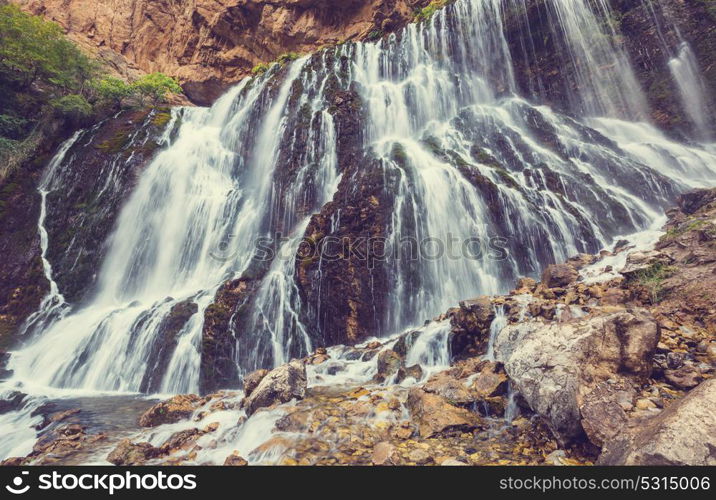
<box><xmin>2</xmin><ymin>0</ymin><xmax>716</xmax><ymax>461</ymax></box>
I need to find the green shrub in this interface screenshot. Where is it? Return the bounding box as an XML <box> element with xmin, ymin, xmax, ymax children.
<box><xmin>51</xmin><ymin>94</ymin><xmax>93</xmax><ymax>120</ymax></box>
<box><xmin>132</xmin><ymin>73</ymin><xmax>182</xmax><ymax>106</ymax></box>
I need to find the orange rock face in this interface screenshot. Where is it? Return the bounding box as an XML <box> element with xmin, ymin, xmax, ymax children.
<box><xmin>12</xmin><ymin>0</ymin><xmax>428</xmax><ymax>104</ymax></box>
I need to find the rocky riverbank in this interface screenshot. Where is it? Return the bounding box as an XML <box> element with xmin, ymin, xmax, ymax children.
<box><xmin>4</xmin><ymin>188</ymin><xmax>714</xmax><ymax>466</ymax></box>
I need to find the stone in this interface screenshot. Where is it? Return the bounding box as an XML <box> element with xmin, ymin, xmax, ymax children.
<box><xmin>224</xmin><ymin>451</ymin><xmax>248</xmax><ymax>466</ymax></box>
<box><xmin>243</xmin><ymin>369</ymin><xmax>269</xmax><ymax>397</ymax></box>
<box><xmin>423</xmin><ymin>372</ymin><xmax>474</xmax><ymax>405</ymax></box>
<box><xmin>407</xmin><ymin>448</ymin><xmax>432</xmax><ymax>464</ymax></box>
<box><xmin>541</xmin><ymin>264</ymin><xmax>578</xmax><ymax>288</ymax></box>
<box><xmin>579</xmin><ymin>382</ymin><xmax>633</xmax><ymax>447</ymax></box>
<box><xmin>599</xmin><ymin>379</ymin><xmax>716</xmax><ymax>465</ymax></box>
<box><xmin>243</xmin><ymin>360</ymin><xmax>307</xmax><ymax>416</ymax></box>
<box><xmin>440</xmin><ymin>458</ymin><xmax>468</xmax><ymax>466</ymax></box>
<box><xmin>470</xmin><ymin>362</ymin><xmax>508</xmax><ymax>398</ymax></box>
<box><xmin>107</xmin><ymin>439</ymin><xmax>160</xmax><ymax>466</ymax></box>
<box><xmin>374</xmin><ymin>349</ymin><xmax>403</xmax><ymax>382</ymax></box>
<box><xmin>138</xmin><ymin>394</ymin><xmax>201</xmax><ymax>427</ymax></box>
<box><xmin>371</xmin><ymin>441</ymin><xmax>399</xmax><ymax>465</ymax></box>
<box><xmin>664</xmin><ymin>365</ymin><xmax>702</xmax><ymax>389</ymax></box>
<box><xmin>406</xmin><ymin>387</ymin><xmax>480</xmax><ymax>438</ymax></box>
<box><xmin>619</xmin><ymin>250</ymin><xmax>672</xmax><ymax>278</ymax></box>
<box><xmin>396</xmin><ymin>364</ymin><xmax>424</xmax><ymax>383</ymax></box>
<box><xmin>515</xmin><ymin>277</ymin><xmax>537</xmax><ymax>293</ymax></box>
<box><xmin>494</xmin><ymin>309</ymin><xmax>659</xmax><ymax>444</ymax></box>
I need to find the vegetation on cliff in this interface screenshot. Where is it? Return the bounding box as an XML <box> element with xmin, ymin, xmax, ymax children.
<box><xmin>0</xmin><ymin>3</ymin><xmax>182</xmax><ymax>179</ymax></box>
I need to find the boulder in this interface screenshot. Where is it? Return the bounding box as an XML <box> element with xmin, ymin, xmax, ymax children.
<box><xmin>107</xmin><ymin>439</ymin><xmax>161</xmax><ymax>466</ymax></box>
<box><xmin>422</xmin><ymin>372</ymin><xmax>474</xmax><ymax>405</ymax></box>
<box><xmin>243</xmin><ymin>369</ymin><xmax>269</xmax><ymax>397</ymax></box>
<box><xmin>599</xmin><ymin>379</ymin><xmax>716</xmax><ymax>465</ymax></box>
<box><xmin>541</xmin><ymin>264</ymin><xmax>578</xmax><ymax>288</ymax></box>
<box><xmin>243</xmin><ymin>360</ymin><xmax>307</xmax><ymax>416</ymax></box>
<box><xmin>470</xmin><ymin>362</ymin><xmax>509</xmax><ymax>398</ymax></box>
<box><xmin>374</xmin><ymin>349</ymin><xmax>403</xmax><ymax>382</ymax></box>
<box><xmin>578</xmin><ymin>381</ymin><xmax>634</xmax><ymax>447</ymax></box>
<box><xmin>371</xmin><ymin>441</ymin><xmax>399</xmax><ymax>465</ymax></box>
<box><xmin>619</xmin><ymin>250</ymin><xmax>672</xmax><ymax>278</ymax></box>
<box><xmin>138</xmin><ymin>394</ymin><xmax>202</xmax><ymax>427</ymax></box>
<box><xmin>494</xmin><ymin>309</ymin><xmax>659</xmax><ymax>444</ymax></box>
<box><xmin>224</xmin><ymin>451</ymin><xmax>248</xmax><ymax>466</ymax></box>
<box><xmin>406</xmin><ymin>387</ymin><xmax>480</xmax><ymax>438</ymax></box>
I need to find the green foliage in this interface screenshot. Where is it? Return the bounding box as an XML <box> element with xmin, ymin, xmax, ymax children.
<box><xmin>631</xmin><ymin>262</ymin><xmax>675</xmax><ymax>304</ymax></box>
<box><xmin>276</xmin><ymin>52</ymin><xmax>300</xmax><ymax>64</ymax></box>
<box><xmin>51</xmin><ymin>94</ymin><xmax>93</xmax><ymax>120</ymax></box>
<box><xmin>92</xmin><ymin>77</ymin><xmax>133</xmax><ymax>108</ymax></box>
<box><xmin>0</xmin><ymin>114</ymin><xmax>28</xmax><ymax>139</ymax></box>
<box><xmin>132</xmin><ymin>73</ymin><xmax>183</xmax><ymax>105</ymax></box>
<box><xmin>0</xmin><ymin>4</ymin><xmax>97</xmax><ymax>90</ymax></box>
<box><xmin>251</xmin><ymin>63</ymin><xmax>271</xmax><ymax>76</ymax></box>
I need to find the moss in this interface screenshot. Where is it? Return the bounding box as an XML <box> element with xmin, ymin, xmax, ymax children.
<box><xmin>251</xmin><ymin>63</ymin><xmax>271</xmax><ymax>76</ymax></box>
<box><xmin>151</xmin><ymin>111</ymin><xmax>172</xmax><ymax>128</ymax></box>
<box><xmin>415</xmin><ymin>0</ymin><xmax>454</xmax><ymax>23</ymax></box>
<box><xmin>276</xmin><ymin>52</ymin><xmax>301</xmax><ymax>64</ymax></box>
<box><xmin>96</xmin><ymin>129</ymin><xmax>132</xmax><ymax>153</ymax></box>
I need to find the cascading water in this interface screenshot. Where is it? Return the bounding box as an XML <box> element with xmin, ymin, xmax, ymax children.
<box><xmin>668</xmin><ymin>42</ymin><xmax>713</xmax><ymax>141</ymax></box>
<box><xmin>5</xmin><ymin>0</ymin><xmax>716</xmax><ymax>406</ymax></box>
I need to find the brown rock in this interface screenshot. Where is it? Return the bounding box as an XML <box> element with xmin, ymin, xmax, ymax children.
<box><xmin>599</xmin><ymin>379</ymin><xmax>716</xmax><ymax>465</ymax></box>
<box><xmin>423</xmin><ymin>372</ymin><xmax>474</xmax><ymax>405</ymax></box>
<box><xmin>371</xmin><ymin>441</ymin><xmax>399</xmax><ymax>465</ymax></box>
<box><xmin>541</xmin><ymin>264</ymin><xmax>578</xmax><ymax>288</ymax></box>
<box><xmin>224</xmin><ymin>451</ymin><xmax>248</xmax><ymax>466</ymax></box>
<box><xmin>406</xmin><ymin>387</ymin><xmax>480</xmax><ymax>438</ymax></box>
<box><xmin>243</xmin><ymin>369</ymin><xmax>269</xmax><ymax>397</ymax></box>
<box><xmin>579</xmin><ymin>382</ymin><xmax>633</xmax><ymax>447</ymax></box>
<box><xmin>664</xmin><ymin>365</ymin><xmax>702</xmax><ymax>389</ymax></box>
<box><xmin>244</xmin><ymin>360</ymin><xmax>307</xmax><ymax>416</ymax></box>
<box><xmin>107</xmin><ymin>439</ymin><xmax>161</xmax><ymax>466</ymax></box>
<box><xmin>470</xmin><ymin>362</ymin><xmax>508</xmax><ymax>398</ymax></box>
<box><xmin>139</xmin><ymin>394</ymin><xmax>201</xmax><ymax>427</ymax></box>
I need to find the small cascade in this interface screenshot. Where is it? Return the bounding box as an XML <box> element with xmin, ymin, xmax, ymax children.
<box><xmin>668</xmin><ymin>42</ymin><xmax>713</xmax><ymax>141</ymax></box>
<box><xmin>19</xmin><ymin>132</ymin><xmax>82</xmax><ymax>335</ymax></box>
<box><xmin>484</xmin><ymin>305</ymin><xmax>507</xmax><ymax>361</ymax></box>
<box><xmin>404</xmin><ymin>320</ymin><xmax>453</xmax><ymax>374</ymax></box>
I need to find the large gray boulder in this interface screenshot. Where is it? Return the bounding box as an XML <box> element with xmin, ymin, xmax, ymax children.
<box><xmin>599</xmin><ymin>379</ymin><xmax>716</xmax><ymax>465</ymax></box>
<box><xmin>243</xmin><ymin>360</ymin><xmax>307</xmax><ymax>416</ymax></box>
<box><xmin>494</xmin><ymin>309</ymin><xmax>659</xmax><ymax>444</ymax></box>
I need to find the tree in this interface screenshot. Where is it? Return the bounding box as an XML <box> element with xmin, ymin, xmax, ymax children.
<box><xmin>132</xmin><ymin>73</ymin><xmax>182</xmax><ymax>106</ymax></box>
<box><xmin>92</xmin><ymin>77</ymin><xmax>134</xmax><ymax>109</ymax></box>
<box><xmin>51</xmin><ymin>94</ymin><xmax>93</xmax><ymax>121</ymax></box>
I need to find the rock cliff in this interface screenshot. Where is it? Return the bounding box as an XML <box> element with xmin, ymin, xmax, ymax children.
<box><xmin>11</xmin><ymin>0</ymin><xmax>429</xmax><ymax>104</ymax></box>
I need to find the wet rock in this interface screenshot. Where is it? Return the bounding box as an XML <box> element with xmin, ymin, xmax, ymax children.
<box><xmin>371</xmin><ymin>441</ymin><xmax>399</xmax><ymax>465</ymax></box>
<box><xmin>244</xmin><ymin>359</ymin><xmax>307</xmax><ymax>416</ymax></box>
<box><xmin>449</xmin><ymin>296</ymin><xmax>495</xmax><ymax>359</ymax></box>
<box><xmin>441</xmin><ymin>458</ymin><xmax>468</xmax><ymax>466</ymax></box>
<box><xmin>494</xmin><ymin>309</ymin><xmax>659</xmax><ymax>444</ymax></box>
<box><xmin>107</xmin><ymin>439</ymin><xmax>161</xmax><ymax>466</ymax></box>
<box><xmin>159</xmin><ymin>428</ymin><xmax>203</xmax><ymax>454</ymax></box>
<box><xmin>470</xmin><ymin>362</ymin><xmax>508</xmax><ymax>398</ymax></box>
<box><xmin>396</xmin><ymin>364</ymin><xmax>423</xmax><ymax>383</ymax></box>
<box><xmin>599</xmin><ymin>379</ymin><xmax>716</xmax><ymax>465</ymax></box>
<box><xmin>515</xmin><ymin>277</ymin><xmax>537</xmax><ymax>293</ymax></box>
<box><xmin>139</xmin><ymin>394</ymin><xmax>202</xmax><ymax>427</ymax></box>
<box><xmin>566</xmin><ymin>253</ymin><xmax>597</xmax><ymax>270</ymax></box>
<box><xmin>422</xmin><ymin>372</ymin><xmax>474</xmax><ymax>405</ymax></box>
<box><xmin>541</xmin><ymin>264</ymin><xmax>578</xmax><ymax>288</ymax></box>
<box><xmin>374</xmin><ymin>349</ymin><xmax>403</xmax><ymax>383</ymax></box>
<box><xmin>677</xmin><ymin>189</ymin><xmax>716</xmax><ymax>215</ymax></box>
<box><xmin>243</xmin><ymin>369</ymin><xmax>269</xmax><ymax>397</ymax></box>
<box><xmin>406</xmin><ymin>387</ymin><xmax>480</xmax><ymax>438</ymax></box>
<box><xmin>619</xmin><ymin>250</ymin><xmax>673</xmax><ymax>278</ymax></box>
<box><xmin>224</xmin><ymin>451</ymin><xmax>248</xmax><ymax>466</ymax></box>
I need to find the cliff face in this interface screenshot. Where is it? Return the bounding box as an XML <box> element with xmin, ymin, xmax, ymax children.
<box><xmin>12</xmin><ymin>0</ymin><xmax>428</xmax><ymax>105</ymax></box>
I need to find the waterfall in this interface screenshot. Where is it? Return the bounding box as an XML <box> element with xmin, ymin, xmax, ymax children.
<box><xmin>668</xmin><ymin>42</ymin><xmax>713</xmax><ymax>141</ymax></box>
<box><xmin>7</xmin><ymin>0</ymin><xmax>716</xmax><ymax>398</ymax></box>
